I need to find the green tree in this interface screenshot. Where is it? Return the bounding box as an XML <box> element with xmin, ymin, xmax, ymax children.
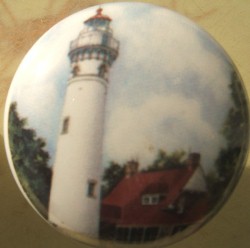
<box><xmin>216</xmin><ymin>71</ymin><xmax>248</xmax><ymax>184</ymax></box>
<box><xmin>101</xmin><ymin>161</ymin><xmax>124</xmax><ymax>198</ymax></box>
<box><xmin>208</xmin><ymin>70</ymin><xmax>249</xmax><ymax>206</ymax></box>
<box><xmin>145</xmin><ymin>149</ymin><xmax>186</xmax><ymax>172</ymax></box>
<box><xmin>8</xmin><ymin>102</ymin><xmax>51</xmax><ymax>215</ymax></box>
<box><xmin>223</xmin><ymin>71</ymin><xmax>248</xmax><ymax>145</ymax></box>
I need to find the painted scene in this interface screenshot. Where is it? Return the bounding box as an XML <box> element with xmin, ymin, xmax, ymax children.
<box><xmin>6</xmin><ymin>3</ymin><xmax>249</xmax><ymax>245</ymax></box>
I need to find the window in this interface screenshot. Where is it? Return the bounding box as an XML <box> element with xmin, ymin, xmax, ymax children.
<box><xmin>98</xmin><ymin>63</ymin><xmax>108</xmax><ymax>78</ymax></box>
<box><xmin>141</xmin><ymin>193</ymin><xmax>166</xmax><ymax>205</ymax></box>
<box><xmin>61</xmin><ymin>117</ymin><xmax>70</xmax><ymax>134</ymax></box>
<box><xmin>87</xmin><ymin>179</ymin><xmax>97</xmax><ymax>198</ymax></box>
<box><xmin>176</xmin><ymin>195</ymin><xmax>186</xmax><ymax>214</ymax></box>
<box><xmin>72</xmin><ymin>65</ymin><xmax>79</xmax><ymax>77</ymax></box>
<box><xmin>115</xmin><ymin>228</ymin><xmax>129</xmax><ymax>242</ymax></box>
<box><xmin>142</xmin><ymin>194</ymin><xmax>160</xmax><ymax>205</ymax></box>
<box><xmin>144</xmin><ymin>227</ymin><xmax>159</xmax><ymax>242</ymax></box>
<box><xmin>130</xmin><ymin>228</ymin><xmax>144</xmax><ymax>242</ymax></box>
<box><xmin>102</xmin><ymin>33</ymin><xmax>109</xmax><ymax>46</ymax></box>
<box><xmin>72</xmin><ymin>54</ymin><xmax>77</xmax><ymax>62</ymax></box>
<box><xmin>142</xmin><ymin>195</ymin><xmax>150</xmax><ymax>205</ymax></box>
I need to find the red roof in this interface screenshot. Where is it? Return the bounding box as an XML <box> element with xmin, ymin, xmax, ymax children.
<box><xmin>84</xmin><ymin>8</ymin><xmax>112</xmax><ymax>23</ymax></box>
<box><xmin>101</xmin><ymin>162</ymin><xmax>208</xmax><ymax>226</ymax></box>
<box><xmin>103</xmin><ymin>168</ymin><xmax>195</xmax><ymax>207</ymax></box>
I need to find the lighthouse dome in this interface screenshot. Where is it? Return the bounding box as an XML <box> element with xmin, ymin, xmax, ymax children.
<box><xmin>84</xmin><ymin>8</ymin><xmax>112</xmax><ymax>25</ymax></box>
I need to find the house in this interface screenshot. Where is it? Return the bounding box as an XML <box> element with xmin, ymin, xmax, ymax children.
<box><xmin>100</xmin><ymin>153</ymin><xmax>208</xmax><ymax>242</ymax></box>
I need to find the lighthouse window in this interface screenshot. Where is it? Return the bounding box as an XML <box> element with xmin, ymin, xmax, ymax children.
<box><xmin>72</xmin><ymin>53</ymin><xmax>78</xmax><ymax>62</ymax></box>
<box><xmin>87</xmin><ymin>179</ymin><xmax>97</xmax><ymax>198</ymax></box>
<box><xmin>102</xmin><ymin>33</ymin><xmax>109</xmax><ymax>46</ymax></box>
<box><xmin>79</xmin><ymin>52</ymin><xmax>83</xmax><ymax>61</ymax></box>
<box><xmin>98</xmin><ymin>63</ymin><xmax>108</xmax><ymax>78</ymax></box>
<box><xmin>62</xmin><ymin>117</ymin><xmax>70</xmax><ymax>134</ymax></box>
<box><xmin>72</xmin><ymin>65</ymin><xmax>79</xmax><ymax>77</ymax></box>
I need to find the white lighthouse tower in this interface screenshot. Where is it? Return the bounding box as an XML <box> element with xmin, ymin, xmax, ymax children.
<box><xmin>49</xmin><ymin>8</ymin><xmax>119</xmax><ymax>237</ymax></box>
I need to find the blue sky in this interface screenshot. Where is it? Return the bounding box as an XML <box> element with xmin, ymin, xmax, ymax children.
<box><xmin>7</xmin><ymin>2</ymin><xmax>234</xmax><ymax>173</ymax></box>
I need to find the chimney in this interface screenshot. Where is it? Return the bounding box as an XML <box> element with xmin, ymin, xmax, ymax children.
<box><xmin>124</xmin><ymin>160</ymin><xmax>139</xmax><ymax>178</ymax></box>
<box><xmin>186</xmin><ymin>153</ymin><xmax>200</xmax><ymax>170</ymax></box>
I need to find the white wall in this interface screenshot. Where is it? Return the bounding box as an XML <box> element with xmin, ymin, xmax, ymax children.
<box><xmin>49</xmin><ymin>76</ymin><xmax>107</xmax><ymax>237</ymax></box>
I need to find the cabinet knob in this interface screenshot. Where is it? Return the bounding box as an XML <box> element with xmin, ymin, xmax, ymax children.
<box><xmin>4</xmin><ymin>2</ymin><xmax>249</xmax><ymax>247</ymax></box>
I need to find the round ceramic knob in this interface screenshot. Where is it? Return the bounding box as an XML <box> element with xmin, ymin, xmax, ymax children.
<box><xmin>4</xmin><ymin>2</ymin><xmax>249</xmax><ymax>247</ymax></box>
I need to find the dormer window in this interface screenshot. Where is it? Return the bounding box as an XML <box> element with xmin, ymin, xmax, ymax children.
<box><xmin>141</xmin><ymin>193</ymin><xmax>166</xmax><ymax>205</ymax></box>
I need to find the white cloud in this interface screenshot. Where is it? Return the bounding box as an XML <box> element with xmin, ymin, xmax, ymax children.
<box><xmin>103</xmin><ymin>93</ymin><xmax>225</xmax><ymax>172</ymax></box>
<box><xmin>107</xmin><ymin>4</ymin><xmax>232</xmax><ymax>115</ymax></box>
<box><xmin>103</xmin><ymin>5</ymin><xmax>232</xmax><ymax>173</ymax></box>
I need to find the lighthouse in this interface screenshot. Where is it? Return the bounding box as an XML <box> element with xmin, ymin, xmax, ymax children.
<box><xmin>49</xmin><ymin>8</ymin><xmax>119</xmax><ymax>237</ymax></box>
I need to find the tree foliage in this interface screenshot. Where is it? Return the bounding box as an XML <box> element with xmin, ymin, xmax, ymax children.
<box><xmin>8</xmin><ymin>102</ymin><xmax>51</xmax><ymax>213</ymax></box>
<box><xmin>101</xmin><ymin>161</ymin><xmax>124</xmax><ymax>198</ymax></box>
<box><xmin>208</xmin><ymin>70</ymin><xmax>249</xmax><ymax>206</ymax></box>
<box><xmin>216</xmin><ymin>71</ymin><xmax>248</xmax><ymax>183</ymax></box>
<box><xmin>222</xmin><ymin>71</ymin><xmax>248</xmax><ymax>147</ymax></box>
<box><xmin>145</xmin><ymin>149</ymin><xmax>186</xmax><ymax>172</ymax></box>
